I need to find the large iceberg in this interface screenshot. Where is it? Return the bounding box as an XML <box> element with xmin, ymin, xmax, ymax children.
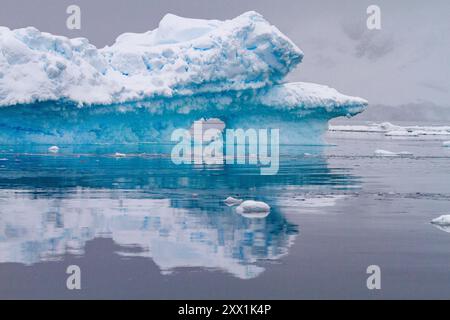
<box><xmin>0</xmin><ymin>11</ymin><xmax>367</xmax><ymax>144</ymax></box>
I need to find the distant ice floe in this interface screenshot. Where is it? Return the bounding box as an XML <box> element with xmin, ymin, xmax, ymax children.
<box><xmin>113</xmin><ymin>152</ymin><xmax>127</xmax><ymax>158</ymax></box>
<box><xmin>431</xmin><ymin>215</ymin><xmax>450</xmax><ymax>226</ymax></box>
<box><xmin>47</xmin><ymin>145</ymin><xmax>59</xmax><ymax>153</ymax></box>
<box><xmin>374</xmin><ymin>149</ymin><xmax>413</xmax><ymax>157</ymax></box>
<box><xmin>431</xmin><ymin>215</ymin><xmax>450</xmax><ymax>233</ymax></box>
<box><xmin>443</xmin><ymin>141</ymin><xmax>450</xmax><ymax>147</ymax></box>
<box><xmin>224</xmin><ymin>196</ymin><xmax>243</xmax><ymax>207</ymax></box>
<box><xmin>329</xmin><ymin>122</ymin><xmax>450</xmax><ymax>137</ymax></box>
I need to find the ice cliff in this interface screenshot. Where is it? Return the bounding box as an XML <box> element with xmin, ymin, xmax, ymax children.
<box><xmin>0</xmin><ymin>11</ymin><xmax>367</xmax><ymax>144</ymax></box>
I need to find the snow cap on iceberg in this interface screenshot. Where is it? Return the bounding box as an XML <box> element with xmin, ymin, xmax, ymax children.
<box><xmin>0</xmin><ymin>11</ymin><xmax>303</xmax><ymax>107</ymax></box>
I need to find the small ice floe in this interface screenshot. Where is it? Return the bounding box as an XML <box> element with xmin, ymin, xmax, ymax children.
<box><xmin>236</xmin><ymin>200</ymin><xmax>270</xmax><ymax>218</ymax></box>
<box><xmin>431</xmin><ymin>215</ymin><xmax>450</xmax><ymax>233</ymax></box>
<box><xmin>224</xmin><ymin>196</ymin><xmax>243</xmax><ymax>206</ymax></box>
<box><xmin>113</xmin><ymin>152</ymin><xmax>127</xmax><ymax>158</ymax></box>
<box><xmin>374</xmin><ymin>149</ymin><xmax>413</xmax><ymax>157</ymax></box>
<box><xmin>48</xmin><ymin>145</ymin><xmax>59</xmax><ymax>153</ymax></box>
<box><xmin>443</xmin><ymin>141</ymin><xmax>450</xmax><ymax>147</ymax></box>
<box><xmin>431</xmin><ymin>215</ymin><xmax>450</xmax><ymax>226</ymax></box>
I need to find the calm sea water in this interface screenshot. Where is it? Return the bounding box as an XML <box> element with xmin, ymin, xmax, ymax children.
<box><xmin>1</xmin><ymin>128</ymin><xmax>450</xmax><ymax>299</ymax></box>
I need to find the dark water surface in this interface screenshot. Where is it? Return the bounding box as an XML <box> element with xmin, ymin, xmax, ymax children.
<box><xmin>1</xmin><ymin>130</ymin><xmax>450</xmax><ymax>299</ymax></box>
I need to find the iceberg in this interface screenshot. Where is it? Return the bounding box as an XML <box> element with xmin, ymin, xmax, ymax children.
<box><xmin>236</xmin><ymin>200</ymin><xmax>271</xmax><ymax>213</ymax></box>
<box><xmin>0</xmin><ymin>11</ymin><xmax>367</xmax><ymax>145</ymax></box>
<box><xmin>47</xmin><ymin>145</ymin><xmax>59</xmax><ymax>153</ymax></box>
<box><xmin>431</xmin><ymin>215</ymin><xmax>450</xmax><ymax>226</ymax></box>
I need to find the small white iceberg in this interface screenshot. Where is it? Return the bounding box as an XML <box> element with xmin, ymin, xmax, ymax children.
<box><xmin>374</xmin><ymin>149</ymin><xmax>413</xmax><ymax>157</ymax></box>
<box><xmin>224</xmin><ymin>196</ymin><xmax>243</xmax><ymax>207</ymax></box>
<box><xmin>113</xmin><ymin>152</ymin><xmax>127</xmax><ymax>158</ymax></box>
<box><xmin>48</xmin><ymin>146</ymin><xmax>59</xmax><ymax>153</ymax></box>
<box><xmin>236</xmin><ymin>200</ymin><xmax>271</xmax><ymax>218</ymax></box>
<box><xmin>442</xmin><ymin>141</ymin><xmax>450</xmax><ymax>147</ymax></box>
<box><xmin>431</xmin><ymin>215</ymin><xmax>450</xmax><ymax>226</ymax></box>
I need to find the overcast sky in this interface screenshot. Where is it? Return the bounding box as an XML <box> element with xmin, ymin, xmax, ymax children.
<box><xmin>0</xmin><ymin>0</ymin><xmax>449</xmax><ymax>107</ymax></box>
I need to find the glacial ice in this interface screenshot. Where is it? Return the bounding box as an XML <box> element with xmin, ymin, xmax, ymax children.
<box><xmin>0</xmin><ymin>11</ymin><xmax>367</xmax><ymax>144</ymax></box>
<box><xmin>443</xmin><ymin>141</ymin><xmax>450</xmax><ymax>147</ymax></box>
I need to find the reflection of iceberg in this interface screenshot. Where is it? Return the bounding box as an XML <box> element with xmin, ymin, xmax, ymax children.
<box><xmin>0</xmin><ymin>146</ymin><xmax>358</xmax><ymax>278</ymax></box>
<box><xmin>0</xmin><ymin>191</ymin><xmax>297</xmax><ymax>279</ymax></box>
<box><xmin>0</xmin><ymin>11</ymin><xmax>367</xmax><ymax>144</ymax></box>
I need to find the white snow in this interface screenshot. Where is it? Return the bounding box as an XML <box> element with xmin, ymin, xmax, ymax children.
<box><xmin>0</xmin><ymin>11</ymin><xmax>304</xmax><ymax>107</ymax></box>
<box><xmin>256</xmin><ymin>82</ymin><xmax>367</xmax><ymax>113</ymax></box>
<box><xmin>224</xmin><ymin>196</ymin><xmax>243</xmax><ymax>206</ymax></box>
<box><xmin>48</xmin><ymin>145</ymin><xmax>59</xmax><ymax>153</ymax></box>
<box><xmin>374</xmin><ymin>149</ymin><xmax>413</xmax><ymax>157</ymax></box>
<box><xmin>431</xmin><ymin>215</ymin><xmax>450</xmax><ymax>226</ymax></box>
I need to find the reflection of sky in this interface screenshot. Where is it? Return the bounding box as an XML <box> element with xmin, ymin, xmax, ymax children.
<box><xmin>0</xmin><ymin>146</ymin><xmax>357</xmax><ymax>279</ymax></box>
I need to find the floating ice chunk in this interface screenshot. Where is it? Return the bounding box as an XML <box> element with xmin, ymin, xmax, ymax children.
<box><xmin>48</xmin><ymin>145</ymin><xmax>59</xmax><ymax>153</ymax></box>
<box><xmin>374</xmin><ymin>149</ymin><xmax>413</xmax><ymax>157</ymax></box>
<box><xmin>431</xmin><ymin>215</ymin><xmax>450</xmax><ymax>226</ymax></box>
<box><xmin>443</xmin><ymin>141</ymin><xmax>450</xmax><ymax>147</ymax></box>
<box><xmin>113</xmin><ymin>152</ymin><xmax>127</xmax><ymax>158</ymax></box>
<box><xmin>236</xmin><ymin>200</ymin><xmax>270</xmax><ymax>218</ymax></box>
<box><xmin>224</xmin><ymin>196</ymin><xmax>243</xmax><ymax>206</ymax></box>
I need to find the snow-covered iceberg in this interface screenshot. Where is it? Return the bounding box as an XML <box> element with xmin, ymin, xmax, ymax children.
<box><xmin>0</xmin><ymin>11</ymin><xmax>367</xmax><ymax>144</ymax></box>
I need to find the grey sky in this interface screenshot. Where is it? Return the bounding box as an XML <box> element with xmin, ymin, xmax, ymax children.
<box><xmin>0</xmin><ymin>0</ymin><xmax>449</xmax><ymax>106</ymax></box>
